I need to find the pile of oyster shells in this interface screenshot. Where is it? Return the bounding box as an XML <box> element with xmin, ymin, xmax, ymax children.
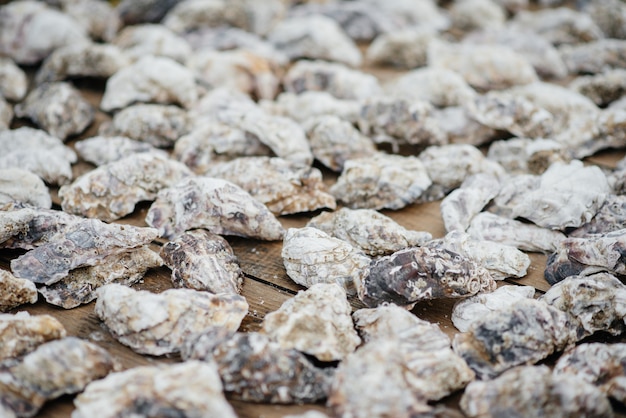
<box><xmin>3</xmin><ymin>0</ymin><xmax>626</xmax><ymax>416</ymax></box>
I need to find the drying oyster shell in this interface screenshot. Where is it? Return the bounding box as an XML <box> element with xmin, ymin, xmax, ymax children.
<box><xmin>0</xmin><ymin>57</ymin><xmax>27</xmax><ymax>101</ymax></box>
<box><xmin>460</xmin><ymin>365</ymin><xmax>613</xmax><ymax>418</ymax></box>
<box><xmin>357</xmin><ymin>97</ymin><xmax>446</xmax><ymax>147</ymax></box>
<box><xmin>261</xmin><ymin>91</ymin><xmax>360</xmax><ymax>124</ymax></box>
<box><xmin>554</xmin><ymin>342</ymin><xmax>626</xmax><ymax>404</ymax></box>
<box><xmin>14</xmin><ymin>82</ymin><xmax>94</xmax><ymax>141</ymax></box>
<box><xmin>38</xmin><ymin>246</ymin><xmax>163</xmax><ymax>309</ymax></box>
<box><xmin>330</xmin><ymin>153</ymin><xmax>432</xmax><ymax>210</ymax></box>
<box><xmin>585</xmin><ymin>0</ymin><xmax>626</xmax><ymax>39</ymax></box>
<box><xmin>387</xmin><ymin>67</ymin><xmax>476</xmax><ymax>108</ymax></box>
<box><xmin>0</xmin><ymin>96</ymin><xmax>11</xmax><ymax>131</ymax></box>
<box><xmin>428</xmin><ymin>39</ymin><xmax>538</xmax><ymax>91</ymax></box>
<box><xmin>282</xmin><ymin>60</ymin><xmax>382</xmax><ymax>100</ymax></box>
<box><xmin>99</xmin><ymin>103</ymin><xmax>189</xmax><ymax>148</ymax></box>
<box><xmin>361</xmin><ymin>0</ymin><xmax>449</xmax><ymax>30</ymax></box>
<box><xmin>160</xmin><ymin>229</ymin><xmax>243</xmax><ymax>295</ymax></box>
<box><xmin>205</xmin><ymin>156</ymin><xmax>336</xmax><ymax>216</ymax></box>
<box><xmin>428</xmin><ymin>231</ymin><xmax>530</xmax><ymax>280</ymax></box>
<box><xmin>74</xmin><ymin>136</ymin><xmax>168</xmax><ymax>166</ymax></box>
<box><xmin>0</xmin><ymin>337</ymin><xmax>114</xmax><ymax>418</ymax></box>
<box><xmin>268</xmin><ymin>15</ymin><xmax>362</xmax><ymax>67</ymax></box>
<box><xmin>281</xmin><ymin>227</ymin><xmax>371</xmax><ymax>296</ymax></box>
<box><xmin>306</xmin><ymin>207</ymin><xmax>432</xmax><ymax>257</ymax></box>
<box><xmin>570</xmin><ymin>69</ymin><xmax>626</xmax><ymax>107</ymax></box>
<box><xmin>61</xmin><ymin>0</ymin><xmax>121</xmax><ymax>42</ymax></box>
<box><xmin>100</xmin><ymin>55</ymin><xmax>198</xmax><ymax>112</ymax></box>
<box><xmin>0</xmin><ymin>169</ymin><xmax>51</xmax><ymax>209</ymax></box>
<box><xmin>449</xmin><ymin>0</ymin><xmax>506</xmax><ymax>32</ymax></box>
<box><xmin>305</xmin><ymin>115</ymin><xmax>377</xmax><ymax>172</ymax></box>
<box><xmin>452</xmin><ymin>285</ymin><xmax>536</xmax><ymax>332</ymax></box>
<box><xmin>260</xmin><ymin>283</ymin><xmax>361</xmax><ymax>362</ymax></box>
<box><xmin>146</xmin><ymin>176</ymin><xmax>285</xmax><ymax>240</ymax></box>
<box><xmin>359</xmin><ymin>246</ymin><xmax>496</xmax><ymax>308</ymax></box>
<box><xmin>557</xmin><ymin>108</ymin><xmax>626</xmax><ymax>159</ymax></box>
<box><xmin>0</xmin><ymin>1</ymin><xmax>89</xmax><ymax>65</ymax></box>
<box><xmin>560</xmin><ymin>39</ymin><xmax>626</xmax><ymax>75</ymax></box>
<box><xmin>183</xmin><ymin>329</ymin><xmax>334</xmax><ymax>404</ymax></box>
<box><xmin>487</xmin><ymin>138</ymin><xmax>567</xmax><ymax>175</ymax></box>
<box><xmin>468</xmin><ymin>212</ymin><xmax>566</xmax><ymax>253</ymax></box>
<box><xmin>35</xmin><ymin>43</ymin><xmax>130</xmax><ymax>84</ymax></box>
<box><xmin>0</xmin><ymin>270</ymin><xmax>37</xmax><ymax>312</ymax></box>
<box><xmin>440</xmin><ymin>173</ymin><xmax>500</xmax><ymax>232</ymax></box>
<box><xmin>0</xmin><ymin>312</ymin><xmax>66</xmax><ymax>361</ymax></box>
<box><xmin>11</xmin><ymin>219</ymin><xmax>158</xmax><ymax>285</ymax></box>
<box><xmin>59</xmin><ymin>153</ymin><xmax>192</xmax><ymax>222</ymax></box>
<box><xmin>0</xmin><ymin>127</ymin><xmax>77</xmax><ymax>185</ymax></box>
<box><xmin>73</xmin><ymin>361</ymin><xmax>237</xmax><ymax>418</ymax></box>
<box><xmin>432</xmin><ymin>106</ymin><xmax>497</xmax><ymax>147</ymax></box>
<box><xmin>541</xmin><ymin>272</ymin><xmax>626</xmax><ymax>339</ymax></box>
<box><xmin>366</xmin><ymin>27</ymin><xmax>436</xmax><ymax>69</ymax></box>
<box><xmin>452</xmin><ymin>299</ymin><xmax>573</xmax><ymax>379</ymax></box>
<box><xmin>112</xmin><ymin>23</ymin><xmax>192</xmax><ymax>64</ymax></box>
<box><xmin>569</xmin><ymin>195</ymin><xmax>626</xmax><ymax>238</ymax></box>
<box><xmin>95</xmin><ymin>284</ymin><xmax>248</xmax><ymax>356</ymax></box>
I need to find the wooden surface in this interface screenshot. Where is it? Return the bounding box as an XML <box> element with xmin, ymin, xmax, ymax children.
<box><xmin>3</xmin><ymin>70</ymin><xmax>626</xmax><ymax>418</ymax></box>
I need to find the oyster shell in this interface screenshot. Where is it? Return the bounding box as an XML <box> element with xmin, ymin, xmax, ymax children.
<box><xmin>205</xmin><ymin>156</ymin><xmax>335</xmax><ymax>216</ymax></box>
<box><xmin>0</xmin><ymin>270</ymin><xmax>37</xmax><ymax>312</ymax></box>
<box><xmin>261</xmin><ymin>91</ymin><xmax>360</xmax><ymax>124</ymax></box>
<box><xmin>440</xmin><ymin>173</ymin><xmax>500</xmax><ymax>232</ymax></box>
<box><xmin>330</xmin><ymin>153</ymin><xmax>432</xmax><ymax>210</ymax></box>
<box><xmin>432</xmin><ymin>106</ymin><xmax>496</xmax><ymax>147</ymax></box>
<box><xmin>59</xmin><ymin>153</ymin><xmax>192</xmax><ymax>222</ymax></box>
<box><xmin>359</xmin><ymin>246</ymin><xmax>496</xmax><ymax>308</ymax></box>
<box><xmin>487</xmin><ymin>138</ymin><xmax>567</xmax><ymax>175</ymax></box>
<box><xmin>268</xmin><ymin>15</ymin><xmax>362</xmax><ymax>67</ymax></box>
<box><xmin>554</xmin><ymin>342</ymin><xmax>626</xmax><ymax>403</ymax></box>
<box><xmin>0</xmin><ymin>57</ymin><xmax>27</xmax><ymax>101</ymax></box>
<box><xmin>61</xmin><ymin>0</ymin><xmax>121</xmax><ymax>42</ymax></box>
<box><xmin>0</xmin><ymin>312</ymin><xmax>66</xmax><ymax>361</ymax></box>
<box><xmin>112</xmin><ymin>23</ymin><xmax>192</xmax><ymax>64</ymax></box>
<box><xmin>95</xmin><ymin>283</ymin><xmax>248</xmax><ymax>356</ymax></box>
<box><xmin>558</xmin><ymin>108</ymin><xmax>626</xmax><ymax>159</ymax></box>
<box><xmin>305</xmin><ymin>115</ymin><xmax>377</xmax><ymax>172</ymax></box>
<box><xmin>14</xmin><ymin>82</ymin><xmax>94</xmax><ymax>141</ymax></box>
<box><xmin>182</xmin><ymin>329</ymin><xmax>333</xmax><ymax>403</ymax></box>
<box><xmin>569</xmin><ymin>195</ymin><xmax>626</xmax><ymax>238</ymax></box>
<box><xmin>38</xmin><ymin>246</ymin><xmax>163</xmax><ymax>309</ymax></box>
<box><xmin>0</xmin><ymin>337</ymin><xmax>115</xmax><ymax>418</ymax></box>
<box><xmin>306</xmin><ymin>207</ymin><xmax>432</xmax><ymax>257</ymax></box>
<box><xmin>0</xmin><ymin>1</ymin><xmax>89</xmax><ymax>65</ymax></box>
<box><xmin>560</xmin><ymin>39</ymin><xmax>626</xmax><ymax>75</ymax></box>
<box><xmin>449</xmin><ymin>0</ymin><xmax>506</xmax><ymax>32</ymax></box>
<box><xmin>365</xmin><ymin>27</ymin><xmax>436</xmax><ymax>69</ymax></box>
<box><xmin>260</xmin><ymin>283</ymin><xmax>361</xmax><ymax>362</ymax></box>
<box><xmin>570</xmin><ymin>69</ymin><xmax>626</xmax><ymax>107</ymax></box>
<box><xmin>283</xmin><ymin>60</ymin><xmax>382</xmax><ymax>100</ymax></box>
<box><xmin>0</xmin><ymin>169</ymin><xmax>51</xmax><ymax>209</ymax></box>
<box><xmin>116</xmin><ymin>0</ymin><xmax>180</xmax><ymax>25</ymax></box>
<box><xmin>0</xmin><ymin>96</ymin><xmax>11</xmax><ymax>131</ymax></box>
<box><xmin>74</xmin><ymin>136</ymin><xmax>169</xmax><ymax>166</ymax></box>
<box><xmin>467</xmin><ymin>212</ymin><xmax>566</xmax><ymax>253</ymax></box>
<box><xmin>428</xmin><ymin>39</ymin><xmax>538</xmax><ymax>91</ymax></box>
<box><xmin>145</xmin><ymin>176</ymin><xmax>285</xmax><ymax>240</ymax></box>
<box><xmin>281</xmin><ymin>227</ymin><xmax>371</xmax><ymax>296</ymax></box>
<box><xmin>452</xmin><ymin>299</ymin><xmax>573</xmax><ymax>379</ymax></box>
<box><xmin>35</xmin><ymin>43</ymin><xmax>130</xmax><ymax>84</ymax></box>
<box><xmin>585</xmin><ymin>0</ymin><xmax>626</xmax><ymax>39</ymax></box>
<box><xmin>460</xmin><ymin>365</ymin><xmax>613</xmax><ymax>418</ymax></box>
<box><xmin>100</xmin><ymin>55</ymin><xmax>198</xmax><ymax>112</ymax></box>
<box><xmin>73</xmin><ymin>361</ymin><xmax>237</xmax><ymax>418</ymax></box>
<box><xmin>359</xmin><ymin>0</ymin><xmax>450</xmax><ymax>31</ymax></box>
<box><xmin>452</xmin><ymin>285</ymin><xmax>536</xmax><ymax>332</ymax></box>
<box><xmin>11</xmin><ymin>219</ymin><xmax>159</xmax><ymax>285</ymax></box>
<box><xmin>160</xmin><ymin>229</ymin><xmax>243</xmax><ymax>295</ymax></box>
<box><xmin>0</xmin><ymin>127</ymin><xmax>77</xmax><ymax>185</ymax></box>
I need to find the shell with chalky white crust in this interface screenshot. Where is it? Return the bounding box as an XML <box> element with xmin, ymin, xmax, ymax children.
<box><xmin>440</xmin><ymin>173</ymin><xmax>500</xmax><ymax>233</ymax></box>
<box><xmin>0</xmin><ymin>270</ymin><xmax>38</xmax><ymax>312</ymax></box>
<box><xmin>0</xmin><ymin>169</ymin><xmax>51</xmax><ymax>209</ymax></box>
<box><xmin>74</xmin><ymin>136</ymin><xmax>168</xmax><ymax>167</ymax></box>
<box><xmin>261</xmin><ymin>91</ymin><xmax>360</xmax><ymax>125</ymax></box>
<box><xmin>487</xmin><ymin>138</ymin><xmax>568</xmax><ymax>175</ymax></box>
<box><xmin>0</xmin><ymin>57</ymin><xmax>27</xmax><ymax>101</ymax></box>
<box><xmin>112</xmin><ymin>23</ymin><xmax>192</xmax><ymax>64</ymax></box>
<box><xmin>0</xmin><ymin>312</ymin><xmax>66</xmax><ymax>361</ymax></box>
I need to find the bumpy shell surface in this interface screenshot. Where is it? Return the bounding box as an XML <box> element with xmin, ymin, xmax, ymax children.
<box><xmin>307</xmin><ymin>208</ymin><xmax>432</xmax><ymax>256</ymax></box>
<box><xmin>95</xmin><ymin>284</ymin><xmax>248</xmax><ymax>356</ymax></box>
<box><xmin>440</xmin><ymin>173</ymin><xmax>500</xmax><ymax>232</ymax></box>
<box><xmin>183</xmin><ymin>329</ymin><xmax>334</xmax><ymax>404</ymax></box>
<box><xmin>205</xmin><ymin>156</ymin><xmax>336</xmax><ymax>216</ymax></box>
<box><xmin>449</xmin><ymin>0</ymin><xmax>505</xmax><ymax>32</ymax></box>
<box><xmin>160</xmin><ymin>229</ymin><xmax>243</xmax><ymax>295</ymax></box>
<box><xmin>487</xmin><ymin>138</ymin><xmax>567</xmax><ymax>175</ymax></box>
<box><xmin>74</xmin><ymin>136</ymin><xmax>168</xmax><ymax>166</ymax></box>
<box><xmin>432</xmin><ymin>106</ymin><xmax>496</xmax><ymax>147</ymax></box>
<box><xmin>569</xmin><ymin>195</ymin><xmax>626</xmax><ymax>237</ymax></box>
<box><xmin>359</xmin><ymin>246</ymin><xmax>496</xmax><ymax>308</ymax></box>
<box><xmin>0</xmin><ymin>312</ymin><xmax>66</xmax><ymax>361</ymax></box>
<box><xmin>0</xmin><ymin>270</ymin><xmax>38</xmax><ymax>312</ymax></box>
<box><xmin>261</xmin><ymin>91</ymin><xmax>360</xmax><ymax>124</ymax></box>
<box><xmin>11</xmin><ymin>219</ymin><xmax>159</xmax><ymax>285</ymax></box>
<box><xmin>0</xmin><ymin>337</ymin><xmax>115</xmax><ymax>418</ymax></box>
<box><xmin>561</xmin><ymin>39</ymin><xmax>626</xmax><ymax>75</ymax></box>
<box><xmin>100</xmin><ymin>55</ymin><xmax>198</xmax><ymax>112</ymax></box>
<box><xmin>72</xmin><ymin>361</ymin><xmax>237</xmax><ymax>418</ymax></box>
<box><xmin>59</xmin><ymin>153</ymin><xmax>192</xmax><ymax>222</ymax></box>
<box><xmin>570</xmin><ymin>69</ymin><xmax>626</xmax><ymax>107</ymax></box>
<box><xmin>0</xmin><ymin>169</ymin><xmax>51</xmax><ymax>209</ymax></box>
<box><xmin>452</xmin><ymin>285</ymin><xmax>536</xmax><ymax>332</ymax></box>
<box><xmin>261</xmin><ymin>283</ymin><xmax>361</xmax><ymax>362</ymax></box>
<box><xmin>366</xmin><ymin>27</ymin><xmax>436</xmax><ymax>69</ymax></box>
<box><xmin>511</xmin><ymin>7</ymin><xmax>603</xmax><ymax>46</ymax></box>
<box><xmin>112</xmin><ymin>23</ymin><xmax>192</xmax><ymax>63</ymax></box>
<box><xmin>146</xmin><ymin>176</ymin><xmax>285</xmax><ymax>240</ymax></box>
<box><xmin>452</xmin><ymin>299</ymin><xmax>573</xmax><ymax>379</ymax></box>
<box><xmin>14</xmin><ymin>82</ymin><xmax>94</xmax><ymax>141</ymax></box>
<box><xmin>0</xmin><ymin>57</ymin><xmax>28</xmax><ymax>101</ymax></box>
<box><xmin>281</xmin><ymin>227</ymin><xmax>371</xmax><ymax>296</ymax></box>
<box><xmin>38</xmin><ymin>246</ymin><xmax>163</xmax><ymax>309</ymax></box>
<box><xmin>61</xmin><ymin>0</ymin><xmax>121</xmax><ymax>42</ymax></box>
<box><xmin>0</xmin><ymin>127</ymin><xmax>77</xmax><ymax>185</ymax></box>
<box><xmin>460</xmin><ymin>365</ymin><xmax>613</xmax><ymax>418</ymax></box>
<box><xmin>330</xmin><ymin>153</ymin><xmax>432</xmax><ymax>210</ymax></box>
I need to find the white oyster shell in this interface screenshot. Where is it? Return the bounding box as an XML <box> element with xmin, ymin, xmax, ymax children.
<box><xmin>440</xmin><ymin>173</ymin><xmax>500</xmax><ymax>232</ymax></box>
<box><xmin>0</xmin><ymin>169</ymin><xmax>51</xmax><ymax>209</ymax></box>
<box><xmin>366</xmin><ymin>27</ymin><xmax>437</xmax><ymax>69</ymax></box>
<box><xmin>0</xmin><ymin>312</ymin><xmax>66</xmax><ymax>361</ymax></box>
<box><xmin>74</xmin><ymin>136</ymin><xmax>168</xmax><ymax>166</ymax></box>
<box><xmin>0</xmin><ymin>57</ymin><xmax>27</xmax><ymax>101</ymax></box>
<box><xmin>261</xmin><ymin>91</ymin><xmax>360</xmax><ymax>124</ymax></box>
<box><xmin>487</xmin><ymin>138</ymin><xmax>568</xmax><ymax>175</ymax></box>
<box><xmin>112</xmin><ymin>23</ymin><xmax>192</xmax><ymax>64</ymax></box>
<box><xmin>0</xmin><ymin>270</ymin><xmax>38</xmax><ymax>312</ymax></box>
